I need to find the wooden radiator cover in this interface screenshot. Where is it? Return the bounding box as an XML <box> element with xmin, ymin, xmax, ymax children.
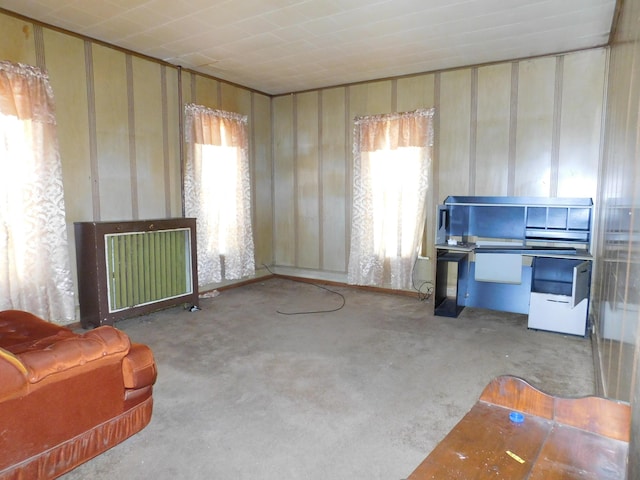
<box><xmin>74</xmin><ymin>218</ymin><xmax>199</xmax><ymax>328</ymax></box>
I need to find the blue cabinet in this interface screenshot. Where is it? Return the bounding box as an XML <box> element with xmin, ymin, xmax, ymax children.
<box><xmin>435</xmin><ymin>196</ymin><xmax>593</xmax><ymax>336</ymax></box>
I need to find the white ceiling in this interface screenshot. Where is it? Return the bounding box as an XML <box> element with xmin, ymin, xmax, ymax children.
<box><xmin>0</xmin><ymin>0</ymin><xmax>617</xmax><ymax>95</ymax></box>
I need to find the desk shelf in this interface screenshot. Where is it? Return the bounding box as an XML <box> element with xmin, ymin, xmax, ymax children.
<box><xmin>440</xmin><ymin>196</ymin><xmax>593</xmax><ymax>248</ymax></box>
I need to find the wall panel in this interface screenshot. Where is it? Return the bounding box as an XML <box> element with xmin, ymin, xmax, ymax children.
<box><xmin>595</xmin><ymin>0</ymin><xmax>640</xmax><ymax>403</ymax></box>
<box><xmin>92</xmin><ymin>44</ymin><xmax>132</xmax><ymax>220</ymax></box>
<box><xmin>514</xmin><ymin>57</ymin><xmax>556</xmax><ymax>196</ymax></box>
<box><xmin>194</xmin><ymin>75</ymin><xmax>219</xmax><ymax>108</ymax></box>
<box><xmin>397</xmin><ymin>74</ymin><xmax>437</xmax><ymax>267</ymax></box>
<box><xmin>396</xmin><ymin>74</ymin><xmax>435</xmax><ymax>111</ymax></box>
<box><xmin>591</xmin><ymin>4</ymin><xmax>640</xmax><ymax>477</ymax></box>
<box><xmin>181</xmin><ymin>69</ymin><xmax>193</xmax><ymax>105</ymax></box>
<box><xmin>0</xmin><ymin>15</ymin><xmax>36</xmax><ymax>64</ymax></box>
<box><xmin>557</xmin><ymin>49</ymin><xmax>606</xmax><ymax>199</ymax></box>
<box><xmin>438</xmin><ymin>69</ymin><xmax>472</xmax><ymax>199</ymax></box>
<box><xmin>252</xmin><ymin>93</ymin><xmax>273</xmax><ymax>268</ymax></box>
<box><xmin>321</xmin><ymin>87</ymin><xmax>348</xmax><ymax>272</ymax></box>
<box><xmin>273</xmin><ymin>95</ymin><xmax>295</xmax><ymax>266</ymax></box>
<box><xmin>476</xmin><ymin>63</ymin><xmax>511</xmax><ymax>196</ymax></box>
<box><xmin>349</xmin><ymin>80</ymin><xmax>393</xmax><ymax>118</ymax></box>
<box><xmin>132</xmin><ymin>57</ymin><xmax>166</xmax><ymax>219</ymax></box>
<box><xmin>220</xmin><ymin>82</ymin><xmax>252</xmax><ymax>116</ymax></box>
<box><xmin>163</xmin><ymin>66</ymin><xmax>182</xmax><ymax>218</ymax></box>
<box><xmin>295</xmin><ymin>92</ymin><xmax>321</xmax><ymax>269</ymax></box>
<box><xmin>596</xmin><ymin>42</ymin><xmax>634</xmax><ymax>403</ymax></box>
<box><xmin>43</xmin><ymin>29</ymin><xmax>92</xmax><ymax>222</ymax></box>
<box><xmin>42</xmin><ymin>29</ymin><xmax>91</xmax><ymax>297</ymax></box>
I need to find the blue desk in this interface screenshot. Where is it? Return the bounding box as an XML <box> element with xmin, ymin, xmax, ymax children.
<box><xmin>434</xmin><ymin>196</ymin><xmax>593</xmax><ymax>335</ymax></box>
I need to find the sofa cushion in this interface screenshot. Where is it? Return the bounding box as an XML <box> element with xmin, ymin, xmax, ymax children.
<box><xmin>0</xmin><ymin>310</ymin><xmax>75</xmax><ymax>354</ymax></box>
<box><xmin>19</xmin><ymin>326</ymin><xmax>131</xmax><ymax>384</ymax></box>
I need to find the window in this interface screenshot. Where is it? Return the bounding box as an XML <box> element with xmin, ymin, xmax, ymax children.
<box><xmin>348</xmin><ymin>109</ymin><xmax>434</xmax><ymax>290</ymax></box>
<box><xmin>183</xmin><ymin>104</ymin><xmax>255</xmax><ymax>286</ymax></box>
<box><xmin>198</xmin><ymin>144</ymin><xmax>240</xmax><ymax>255</ymax></box>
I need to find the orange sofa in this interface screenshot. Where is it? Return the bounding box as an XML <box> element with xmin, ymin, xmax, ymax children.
<box><xmin>0</xmin><ymin>310</ymin><xmax>157</xmax><ymax>479</ymax></box>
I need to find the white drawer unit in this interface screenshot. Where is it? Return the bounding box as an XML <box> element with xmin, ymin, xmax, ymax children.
<box><xmin>529</xmin><ymin>293</ymin><xmax>589</xmax><ymax>336</ymax></box>
<box><xmin>528</xmin><ymin>258</ymin><xmax>591</xmax><ymax>336</ymax></box>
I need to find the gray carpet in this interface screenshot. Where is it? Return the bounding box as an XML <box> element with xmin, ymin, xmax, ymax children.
<box><xmin>61</xmin><ymin>277</ymin><xmax>594</xmax><ymax>479</ymax></box>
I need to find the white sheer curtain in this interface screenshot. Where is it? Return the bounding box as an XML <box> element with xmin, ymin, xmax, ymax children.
<box><xmin>0</xmin><ymin>61</ymin><xmax>74</xmax><ymax>323</ymax></box>
<box><xmin>348</xmin><ymin>108</ymin><xmax>434</xmax><ymax>290</ymax></box>
<box><xmin>184</xmin><ymin>104</ymin><xmax>255</xmax><ymax>286</ymax></box>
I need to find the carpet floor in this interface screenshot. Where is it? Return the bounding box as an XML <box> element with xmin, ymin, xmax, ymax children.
<box><xmin>61</xmin><ymin>277</ymin><xmax>594</xmax><ymax>479</ymax></box>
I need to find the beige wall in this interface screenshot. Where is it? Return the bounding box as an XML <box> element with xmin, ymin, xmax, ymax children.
<box><xmin>0</xmin><ymin>11</ymin><xmax>274</xmax><ymax>310</ymax></box>
<box><xmin>272</xmin><ymin>48</ymin><xmax>607</xmax><ymax>288</ymax></box>
<box><xmin>0</xmin><ymin>10</ymin><xmax>609</xmax><ymax>297</ymax></box>
<box><xmin>593</xmin><ymin>0</ymin><xmax>640</xmax><ymax>475</ymax></box>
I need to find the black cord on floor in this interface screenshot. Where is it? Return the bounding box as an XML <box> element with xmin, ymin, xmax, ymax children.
<box><xmin>262</xmin><ymin>264</ymin><xmax>346</xmax><ymax>315</ymax></box>
<box><xmin>411</xmin><ymin>255</ymin><xmax>433</xmax><ymax>302</ymax></box>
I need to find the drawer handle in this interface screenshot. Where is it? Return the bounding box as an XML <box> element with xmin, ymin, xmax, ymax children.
<box><xmin>546</xmin><ymin>299</ymin><xmax>569</xmax><ymax>304</ymax></box>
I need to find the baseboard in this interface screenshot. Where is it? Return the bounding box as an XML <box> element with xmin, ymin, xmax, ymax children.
<box><xmin>200</xmin><ymin>265</ymin><xmax>427</xmax><ymax>300</ymax></box>
<box><xmin>213</xmin><ymin>273</ymin><xmax>276</xmax><ymax>292</ymax></box>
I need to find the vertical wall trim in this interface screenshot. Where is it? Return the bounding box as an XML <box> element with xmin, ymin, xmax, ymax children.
<box><xmin>269</xmin><ymin>96</ymin><xmax>276</xmax><ymax>265</ymax></box>
<box><xmin>433</xmin><ymin>72</ymin><xmax>441</xmax><ymax>206</ymax></box>
<box><xmin>178</xmin><ymin>66</ymin><xmax>185</xmax><ymax>217</ymax></box>
<box><xmin>293</xmin><ymin>94</ymin><xmax>300</xmax><ymax>266</ymax></box>
<box><xmin>33</xmin><ymin>24</ymin><xmax>46</xmax><ymax>70</ymax></box>
<box><xmin>469</xmin><ymin>67</ymin><xmax>478</xmax><ymax>195</ymax></box>
<box><xmin>431</xmin><ymin>72</ymin><xmax>441</xmax><ymax>279</ymax></box>
<box><xmin>592</xmin><ymin>47</ymin><xmax>611</xmax><ymax>288</ymax></box>
<box><xmin>318</xmin><ymin>90</ymin><xmax>325</xmax><ymax>269</ymax></box>
<box><xmin>508</xmin><ymin>61</ymin><xmax>519</xmax><ymax>196</ymax></box>
<box><xmin>190</xmin><ymin>72</ymin><xmax>196</xmax><ymax>103</ymax></box>
<box><xmin>550</xmin><ymin>55</ymin><xmax>564</xmax><ymax>197</ymax></box>
<box><xmin>84</xmin><ymin>41</ymin><xmax>100</xmax><ymax>220</ymax></box>
<box><xmin>250</xmin><ymin>92</ymin><xmax>258</xmax><ymax>254</ymax></box>
<box><xmin>161</xmin><ymin>65</ymin><xmax>171</xmax><ymax>217</ymax></box>
<box><xmin>591</xmin><ymin>49</ymin><xmax>610</xmax><ymax>373</ymax></box>
<box><xmin>344</xmin><ymin>86</ymin><xmax>351</xmax><ymax>272</ymax></box>
<box><xmin>125</xmin><ymin>55</ymin><xmax>139</xmax><ymax>219</ymax></box>
<box><xmin>391</xmin><ymin>78</ymin><xmax>398</xmax><ymax>112</ymax></box>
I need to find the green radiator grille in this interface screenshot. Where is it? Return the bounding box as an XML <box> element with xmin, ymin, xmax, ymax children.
<box><xmin>105</xmin><ymin>228</ymin><xmax>193</xmax><ymax>312</ymax></box>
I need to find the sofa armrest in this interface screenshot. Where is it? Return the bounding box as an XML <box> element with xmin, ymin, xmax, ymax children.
<box><xmin>18</xmin><ymin>326</ymin><xmax>131</xmax><ymax>384</ymax></box>
<box><xmin>122</xmin><ymin>342</ymin><xmax>157</xmax><ymax>389</ymax></box>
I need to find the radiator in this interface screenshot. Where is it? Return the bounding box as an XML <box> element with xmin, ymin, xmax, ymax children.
<box><xmin>75</xmin><ymin>219</ymin><xmax>199</xmax><ymax>328</ymax></box>
<box><xmin>105</xmin><ymin>228</ymin><xmax>193</xmax><ymax>312</ymax></box>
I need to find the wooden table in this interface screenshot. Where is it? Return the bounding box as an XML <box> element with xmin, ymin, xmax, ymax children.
<box><xmin>406</xmin><ymin>375</ymin><xmax>630</xmax><ymax>479</ymax></box>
